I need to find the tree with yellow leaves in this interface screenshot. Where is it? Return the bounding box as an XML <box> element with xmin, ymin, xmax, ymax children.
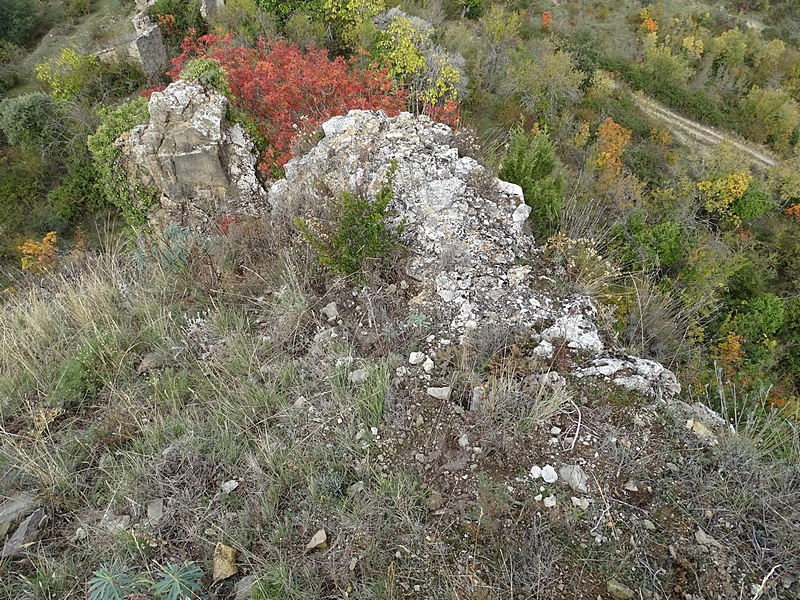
<box><xmin>18</xmin><ymin>231</ymin><xmax>58</xmax><ymax>273</ymax></box>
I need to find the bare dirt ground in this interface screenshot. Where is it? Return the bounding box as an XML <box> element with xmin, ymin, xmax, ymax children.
<box><xmin>609</xmin><ymin>79</ymin><xmax>780</xmax><ymax>172</ymax></box>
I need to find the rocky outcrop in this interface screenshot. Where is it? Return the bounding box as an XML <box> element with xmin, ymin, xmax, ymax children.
<box><xmin>122</xmin><ymin>81</ymin><xmax>269</xmax><ymax>234</ymax></box>
<box><xmin>270</xmin><ymin>110</ymin><xmax>680</xmax><ymax>398</ymax></box>
<box><xmin>120</xmin><ymin>81</ymin><xmax>678</xmax><ymax>398</ymax></box>
<box><xmin>130</xmin><ymin>12</ymin><xmax>168</xmax><ymax>83</ymax></box>
<box><xmin>200</xmin><ymin>0</ymin><xmax>225</xmax><ymax>18</ymax></box>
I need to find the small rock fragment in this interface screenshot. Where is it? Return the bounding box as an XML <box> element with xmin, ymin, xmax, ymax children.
<box><xmin>570</xmin><ymin>497</ymin><xmax>590</xmax><ymax>510</ymax></box>
<box><xmin>541</xmin><ymin>464</ymin><xmax>558</xmax><ymax>484</ymax></box>
<box><xmin>695</xmin><ymin>528</ymin><xmax>722</xmax><ymax>549</ymax></box>
<box><xmin>234</xmin><ymin>575</ymin><xmax>257</xmax><ymax>600</ymax></box>
<box><xmin>559</xmin><ymin>464</ymin><xmax>589</xmax><ymax>493</ymax></box>
<box><xmin>70</xmin><ymin>527</ymin><xmax>88</xmax><ymax>543</ymax></box>
<box><xmin>643</xmin><ymin>519</ymin><xmax>656</xmax><ymax>531</ymax></box>
<box><xmin>213</xmin><ymin>542</ymin><xmax>238</xmax><ymax>582</ymax></box>
<box><xmin>687</xmin><ymin>418</ymin><xmax>716</xmax><ymax>443</ymax></box>
<box><xmin>348</xmin><ymin>369</ymin><xmax>368</xmax><ymax>384</ymax></box>
<box><xmin>543</xmin><ymin>496</ymin><xmax>556</xmax><ymax>508</ymax></box>
<box><xmin>529</xmin><ymin>465</ymin><xmax>542</xmax><ymax>479</ymax></box>
<box><xmin>1</xmin><ymin>508</ymin><xmax>46</xmax><ymax>558</ymax></box>
<box><xmin>607</xmin><ymin>579</ymin><xmax>635</xmax><ymax>600</ymax></box>
<box><xmin>423</xmin><ymin>357</ymin><xmax>435</xmax><ymax>373</ymax></box>
<box><xmin>426</xmin><ymin>491</ymin><xmax>444</xmax><ymax>511</ymax></box>
<box><xmin>321</xmin><ymin>302</ymin><xmax>338</xmax><ymax>323</ymax></box>
<box><xmin>146</xmin><ymin>499</ymin><xmax>165</xmax><ymax>525</ymax></box>
<box><xmin>426</xmin><ymin>386</ymin><xmax>452</xmax><ymax>401</ymax></box>
<box><xmin>458</xmin><ymin>433</ymin><xmax>469</xmax><ymax>448</ymax></box>
<box><xmin>409</xmin><ymin>352</ymin><xmax>426</xmax><ymax>365</ymax></box>
<box><xmin>306</xmin><ymin>529</ymin><xmax>328</xmax><ymax>551</ymax></box>
<box><xmin>221</xmin><ymin>480</ymin><xmax>240</xmax><ymax>494</ymax></box>
<box><xmin>347</xmin><ymin>481</ymin><xmax>365</xmax><ymax>496</ymax></box>
<box><xmin>0</xmin><ymin>491</ymin><xmax>39</xmax><ymax>535</ymax></box>
<box><xmin>550</xmin><ymin>426</ymin><xmax>562</xmax><ymax>435</ymax></box>
<box><xmin>470</xmin><ymin>385</ymin><xmax>484</xmax><ymax>411</ymax></box>
<box><xmin>137</xmin><ymin>351</ymin><xmax>167</xmax><ymax>375</ymax></box>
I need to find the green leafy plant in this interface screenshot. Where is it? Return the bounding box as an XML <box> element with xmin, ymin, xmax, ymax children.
<box><xmin>87</xmin><ymin>97</ymin><xmax>154</xmax><ymax>225</ymax></box>
<box><xmin>88</xmin><ymin>562</ymin><xmax>204</xmax><ymax>600</ymax></box>
<box><xmin>150</xmin><ymin>562</ymin><xmax>204</xmax><ymax>600</ymax></box>
<box><xmin>296</xmin><ymin>159</ymin><xmax>405</xmax><ymax>275</ymax></box>
<box><xmin>87</xmin><ymin>564</ymin><xmax>136</xmax><ymax>600</ymax></box>
<box><xmin>180</xmin><ymin>58</ymin><xmax>230</xmax><ymax>95</ymax></box>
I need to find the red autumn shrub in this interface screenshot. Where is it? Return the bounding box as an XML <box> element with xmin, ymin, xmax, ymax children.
<box><xmin>170</xmin><ymin>34</ymin><xmax>408</xmax><ymax>174</ymax></box>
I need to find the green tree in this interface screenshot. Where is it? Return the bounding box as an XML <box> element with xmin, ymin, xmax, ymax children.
<box><xmin>0</xmin><ymin>0</ymin><xmax>36</xmax><ymax>46</ymax></box>
<box><xmin>740</xmin><ymin>85</ymin><xmax>800</xmax><ymax>152</ymax></box>
<box><xmin>709</xmin><ymin>27</ymin><xmax>748</xmax><ymax>69</ymax></box>
<box><xmin>0</xmin><ymin>92</ymin><xmax>62</xmax><ymax>151</ymax></box>
<box><xmin>499</xmin><ymin>125</ymin><xmax>564</xmax><ymax>238</ymax></box>
<box><xmin>506</xmin><ymin>41</ymin><xmax>583</xmax><ymax>122</ymax></box>
<box><xmin>641</xmin><ymin>32</ymin><xmax>693</xmax><ymax>87</ymax></box>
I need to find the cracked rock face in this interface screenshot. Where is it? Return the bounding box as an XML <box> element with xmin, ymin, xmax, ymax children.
<box><xmin>124</xmin><ymin>80</ymin><xmax>269</xmax><ymax>234</ymax></box>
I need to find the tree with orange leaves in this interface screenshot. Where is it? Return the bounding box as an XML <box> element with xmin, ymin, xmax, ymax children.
<box><xmin>595</xmin><ymin>117</ymin><xmax>632</xmax><ymax>181</ymax></box>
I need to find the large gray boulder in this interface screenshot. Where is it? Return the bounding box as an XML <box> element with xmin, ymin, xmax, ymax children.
<box><xmin>123</xmin><ymin>80</ymin><xmax>269</xmax><ymax>234</ymax></box>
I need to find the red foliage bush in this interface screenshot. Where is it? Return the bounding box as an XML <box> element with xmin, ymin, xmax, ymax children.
<box><xmin>170</xmin><ymin>34</ymin><xmax>408</xmax><ymax>174</ymax></box>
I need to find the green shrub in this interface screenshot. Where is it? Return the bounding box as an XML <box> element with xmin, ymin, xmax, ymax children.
<box><xmin>87</xmin><ymin>97</ymin><xmax>154</xmax><ymax>224</ymax></box>
<box><xmin>0</xmin><ymin>40</ymin><xmax>23</xmax><ymax>92</ymax></box>
<box><xmin>46</xmin><ymin>148</ymin><xmax>102</xmax><ymax>222</ymax></box>
<box><xmin>180</xmin><ymin>57</ymin><xmax>230</xmax><ymax>94</ymax></box>
<box><xmin>499</xmin><ymin>124</ymin><xmax>563</xmax><ymax>239</ymax></box>
<box><xmin>257</xmin><ymin>0</ymin><xmax>322</xmax><ymax>22</ymax></box>
<box><xmin>149</xmin><ymin>0</ymin><xmax>207</xmax><ymax>55</ymax></box>
<box><xmin>51</xmin><ymin>334</ymin><xmax>122</xmax><ymax>409</ymax></box>
<box><xmin>731</xmin><ymin>180</ymin><xmax>775</xmax><ymax>222</ymax></box>
<box><xmin>0</xmin><ymin>92</ymin><xmax>61</xmax><ymax>150</ymax></box>
<box><xmin>0</xmin><ymin>0</ymin><xmax>37</xmax><ymax>46</ymax></box>
<box><xmin>296</xmin><ymin>160</ymin><xmax>405</xmax><ymax>275</ymax></box>
<box><xmin>35</xmin><ymin>46</ymin><xmax>99</xmax><ymax>101</ymax></box>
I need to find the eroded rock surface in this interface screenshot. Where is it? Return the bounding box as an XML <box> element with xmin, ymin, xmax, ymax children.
<box><xmin>123</xmin><ymin>80</ymin><xmax>269</xmax><ymax>234</ymax></box>
<box><xmin>270</xmin><ymin>109</ymin><xmax>680</xmax><ymax>398</ymax></box>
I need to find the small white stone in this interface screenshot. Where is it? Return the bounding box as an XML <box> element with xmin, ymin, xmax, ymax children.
<box><xmin>543</xmin><ymin>496</ymin><xmax>557</xmax><ymax>508</ymax></box>
<box><xmin>409</xmin><ymin>352</ymin><xmax>426</xmax><ymax>365</ymax></box>
<box><xmin>348</xmin><ymin>369</ymin><xmax>368</xmax><ymax>384</ymax></box>
<box><xmin>550</xmin><ymin>426</ymin><xmax>562</xmax><ymax>435</ymax></box>
<box><xmin>529</xmin><ymin>465</ymin><xmax>542</xmax><ymax>479</ymax></box>
<box><xmin>534</xmin><ymin>494</ymin><xmax>543</xmax><ymax>502</ymax></box>
<box><xmin>458</xmin><ymin>433</ymin><xmax>469</xmax><ymax>448</ymax></box>
<box><xmin>426</xmin><ymin>386</ymin><xmax>452</xmax><ymax>401</ymax></box>
<box><xmin>541</xmin><ymin>464</ymin><xmax>558</xmax><ymax>483</ymax></box>
<box><xmin>423</xmin><ymin>357</ymin><xmax>435</xmax><ymax>373</ymax></box>
<box><xmin>220</xmin><ymin>480</ymin><xmax>239</xmax><ymax>494</ymax></box>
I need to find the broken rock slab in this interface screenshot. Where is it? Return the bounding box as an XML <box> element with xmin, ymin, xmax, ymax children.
<box><xmin>559</xmin><ymin>464</ymin><xmax>589</xmax><ymax>493</ymax></box>
<box><xmin>1</xmin><ymin>507</ymin><xmax>46</xmax><ymax>558</ymax></box>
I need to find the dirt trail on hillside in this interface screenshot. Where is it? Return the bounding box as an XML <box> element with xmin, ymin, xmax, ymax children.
<box><xmin>610</xmin><ymin>80</ymin><xmax>781</xmax><ymax>171</ymax></box>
